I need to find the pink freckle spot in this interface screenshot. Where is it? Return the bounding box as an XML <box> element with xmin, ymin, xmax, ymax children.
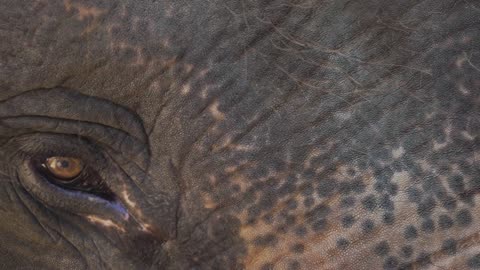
<box><xmin>181</xmin><ymin>84</ymin><xmax>191</xmax><ymax>95</ymax></box>
<box><xmin>456</xmin><ymin>57</ymin><xmax>466</xmax><ymax>68</ymax></box>
<box><xmin>122</xmin><ymin>189</ymin><xmax>137</xmax><ymax>208</ymax></box>
<box><xmin>140</xmin><ymin>223</ymin><xmax>155</xmax><ymax>233</ymax></box>
<box><xmin>209</xmin><ymin>101</ymin><xmax>225</xmax><ymax>121</ymax></box>
<box><xmin>462</xmin><ymin>36</ymin><xmax>472</xmax><ymax>44</ymax></box>
<box><xmin>185</xmin><ymin>64</ymin><xmax>194</xmax><ymax>73</ymax></box>
<box><xmin>86</xmin><ymin>215</ymin><xmax>126</xmax><ymax>233</ymax></box>
<box><xmin>458</xmin><ymin>84</ymin><xmax>469</xmax><ymax>95</ymax></box>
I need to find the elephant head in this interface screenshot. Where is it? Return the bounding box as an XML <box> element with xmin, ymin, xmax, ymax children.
<box><xmin>1</xmin><ymin>0</ymin><xmax>480</xmax><ymax>269</ymax></box>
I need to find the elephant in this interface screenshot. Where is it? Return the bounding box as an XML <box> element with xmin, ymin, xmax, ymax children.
<box><xmin>1</xmin><ymin>0</ymin><xmax>479</xmax><ymax>269</ymax></box>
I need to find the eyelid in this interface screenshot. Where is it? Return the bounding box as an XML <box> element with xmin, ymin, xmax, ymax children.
<box><xmin>18</xmin><ymin>158</ymin><xmax>126</xmax><ymax>220</ymax></box>
<box><xmin>0</xmin><ymin>88</ymin><xmax>147</xmax><ymax>142</ymax></box>
<box><xmin>1</xmin><ymin>116</ymin><xmax>149</xmax><ymax>171</ymax></box>
<box><xmin>7</xmin><ymin>133</ymin><xmax>127</xmax><ymax>220</ymax></box>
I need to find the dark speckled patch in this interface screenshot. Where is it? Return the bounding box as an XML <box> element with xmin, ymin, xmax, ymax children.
<box><xmin>420</xmin><ymin>219</ymin><xmax>435</xmax><ymax>233</ymax></box>
<box><xmin>383</xmin><ymin>256</ymin><xmax>399</xmax><ymax>269</ymax></box>
<box><xmin>287</xmin><ymin>260</ymin><xmax>301</xmax><ymax>270</ymax></box>
<box><xmin>362</xmin><ymin>195</ymin><xmax>378</xmax><ymax>212</ymax></box>
<box><xmin>404</xmin><ymin>226</ymin><xmax>418</xmax><ymax>240</ymax></box>
<box><xmin>401</xmin><ymin>246</ymin><xmax>413</xmax><ymax>258</ymax></box>
<box><xmin>468</xmin><ymin>254</ymin><xmax>480</xmax><ymax>269</ymax></box>
<box><xmin>336</xmin><ymin>238</ymin><xmax>350</xmax><ymax>250</ymax></box>
<box><xmin>438</xmin><ymin>215</ymin><xmax>454</xmax><ymax>230</ymax></box>
<box><xmin>254</xmin><ymin>234</ymin><xmax>277</xmax><ymax>247</ymax></box>
<box><xmin>382</xmin><ymin>212</ymin><xmax>395</xmax><ymax>225</ymax></box>
<box><xmin>362</xmin><ymin>219</ymin><xmax>375</xmax><ymax>234</ymax></box>
<box><xmin>441</xmin><ymin>239</ymin><xmax>457</xmax><ymax>255</ymax></box>
<box><xmin>456</xmin><ymin>209</ymin><xmax>473</xmax><ymax>227</ymax></box>
<box><xmin>374</xmin><ymin>241</ymin><xmax>390</xmax><ymax>257</ymax></box>
<box><xmin>341</xmin><ymin>214</ymin><xmax>356</xmax><ymax>228</ymax></box>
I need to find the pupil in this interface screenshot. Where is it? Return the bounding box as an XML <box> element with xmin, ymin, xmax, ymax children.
<box><xmin>59</xmin><ymin>160</ymin><xmax>70</xmax><ymax>169</ymax></box>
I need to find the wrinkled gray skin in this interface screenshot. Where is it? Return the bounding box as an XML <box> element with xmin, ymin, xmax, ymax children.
<box><xmin>1</xmin><ymin>0</ymin><xmax>480</xmax><ymax>269</ymax></box>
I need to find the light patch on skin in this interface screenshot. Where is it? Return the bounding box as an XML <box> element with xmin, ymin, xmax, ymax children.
<box><xmin>304</xmin><ymin>148</ymin><xmax>322</xmax><ymax>169</ymax></box>
<box><xmin>418</xmin><ymin>158</ymin><xmax>440</xmax><ymax>174</ymax></box>
<box><xmin>118</xmin><ymin>188</ymin><xmax>156</xmax><ymax>233</ymax></box>
<box><xmin>304</xmin><ymin>142</ymin><xmax>335</xmax><ymax>170</ymax></box>
<box><xmin>332</xmin><ymin>164</ymin><xmax>353</xmax><ymax>178</ymax></box>
<box><xmin>391</xmin><ymin>146</ymin><xmax>405</xmax><ymax>159</ymax></box>
<box><xmin>456</xmin><ymin>55</ymin><xmax>467</xmax><ymax>68</ymax></box>
<box><xmin>224</xmin><ymin>160</ymin><xmax>251</xmax><ymax>174</ymax></box>
<box><xmin>148</xmin><ymin>80</ymin><xmax>161</xmax><ymax>92</ymax></box>
<box><xmin>184</xmin><ymin>64</ymin><xmax>194</xmax><ymax>73</ymax></box>
<box><xmin>201</xmin><ymin>85</ymin><xmax>210</xmax><ymax>99</ymax></box>
<box><xmin>86</xmin><ymin>215</ymin><xmax>126</xmax><ymax>233</ymax></box>
<box><xmin>461</xmin><ymin>131</ymin><xmax>476</xmax><ymax>141</ymax></box>
<box><xmin>63</xmin><ymin>0</ymin><xmax>105</xmax><ymax>20</ymax></box>
<box><xmin>212</xmin><ymin>135</ymin><xmax>232</xmax><ymax>152</ymax></box>
<box><xmin>230</xmin><ymin>143</ymin><xmax>256</xmax><ymax>152</ymax></box>
<box><xmin>458</xmin><ymin>83</ymin><xmax>470</xmax><ymax>95</ymax></box>
<box><xmin>198</xmin><ymin>68</ymin><xmax>210</xmax><ymax>79</ymax></box>
<box><xmin>202</xmin><ymin>176</ymin><xmax>219</xmax><ymax>209</ymax></box>
<box><xmin>63</xmin><ymin>0</ymin><xmax>105</xmax><ymax>34</ymax></box>
<box><xmin>335</xmin><ymin>111</ymin><xmax>352</xmax><ymax>120</ymax></box>
<box><xmin>131</xmin><ymin>47</ymin><xmax>146</xmax><ymax>66</ymax></box>
<box><xmin>202</xmin><ymin>193</ymin><xmax>218</xmax><ymax>209</ymax></box>
<box><xmin>162</xmin><ymin>57</ymin><xmax>178</xmax><ymax>69</ymax></box>
<box><xmin>181</xmin><ymin>83</ymin><xmax>191</xmax><ymax>95</ymax></box>
<box><xmin>228</xmin><ymin>173</ymin><xmax>251</xmax><ymax>194</ymax></box>
<box><xmin>390</xmin><ymin>170</ymin><xmax>410</xmax><ymax>186</ymax></box>
<box><xmin>433</xmin><ymin>124</ymin><xmax>452</xmax><ymax>150</ymax></box>
<box><xmin>121</xmin><ymin>189</ymin><xmax>137</xmax><ymax>208</ymax></box>
<box><xmin>433</xmin><ymin>140</ymin><xmax>449</xmax><ymax>150</ymax></box>
<box><xmin>107</xmin><ymin>41</ymin><xmax>147</xmax><ymax>66</ymax></box>
<box><xmin>164</xmin><ymin>4</ymin><xmax>174</xmax><ymax>18</ymax></box>
<box><xmin>139</xmin><ymin>223</ymin><xmax>155</xmax><ymax>234</ymax></box>
<box><xmin>161</xmin><ymin>38</ymin><xmax>170</xmax><ymax>48</ymax></box>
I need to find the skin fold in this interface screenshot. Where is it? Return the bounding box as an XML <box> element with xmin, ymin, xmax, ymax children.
<box><xmin>1</xmin><ymin>0</ymin><xmax>479</xmax><ymax>269</ymax></box>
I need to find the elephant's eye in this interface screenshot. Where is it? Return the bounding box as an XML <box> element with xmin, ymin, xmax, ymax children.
<box><xmin>44</xmin><ymin>156</ymin><xmax>84</xmax><ymax>181</ymax></box>
<box><xmin>35</xmin><ymin>156</ymin><xmax>115</xmax><ymax>201</ymax></box>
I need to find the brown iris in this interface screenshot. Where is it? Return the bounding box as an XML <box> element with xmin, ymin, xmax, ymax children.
<box><xmin>45</xmin><ymin>157</ymin><xmax>84</xmax><ymax>180</ymax></box>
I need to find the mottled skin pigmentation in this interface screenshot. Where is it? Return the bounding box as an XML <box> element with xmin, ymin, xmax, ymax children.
<box><xmin>1</xmin><ymin>0</ymin><xmax>480</xmax><ymax>269</ymax></box>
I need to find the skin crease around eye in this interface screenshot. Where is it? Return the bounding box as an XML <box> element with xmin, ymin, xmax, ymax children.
<box><xmin>44</xmin><ymin>157</ymin><xmax>84</xmax><ymax>180</ymax></box>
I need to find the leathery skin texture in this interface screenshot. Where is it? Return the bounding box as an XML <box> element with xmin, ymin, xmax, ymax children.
<box><xmin>0</xmin><ymin>0</ymin><xmax>480</xmax><ymax>269</ymax></box>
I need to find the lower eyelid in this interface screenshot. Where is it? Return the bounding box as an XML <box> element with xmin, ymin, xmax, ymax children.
<box><xmin>5</xmin><ymin>133</ymin><xmax>123</xmax><ymax>214</ymax></box>
<box><xmin>42</xmin><ymin>164</ymin><xmax>114</xmax><ymax>200</ymax></box>
<box><xmin>17</xmin><ymin>159</ymin><xmax>123</xmax><ymax>219</ymax></box>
